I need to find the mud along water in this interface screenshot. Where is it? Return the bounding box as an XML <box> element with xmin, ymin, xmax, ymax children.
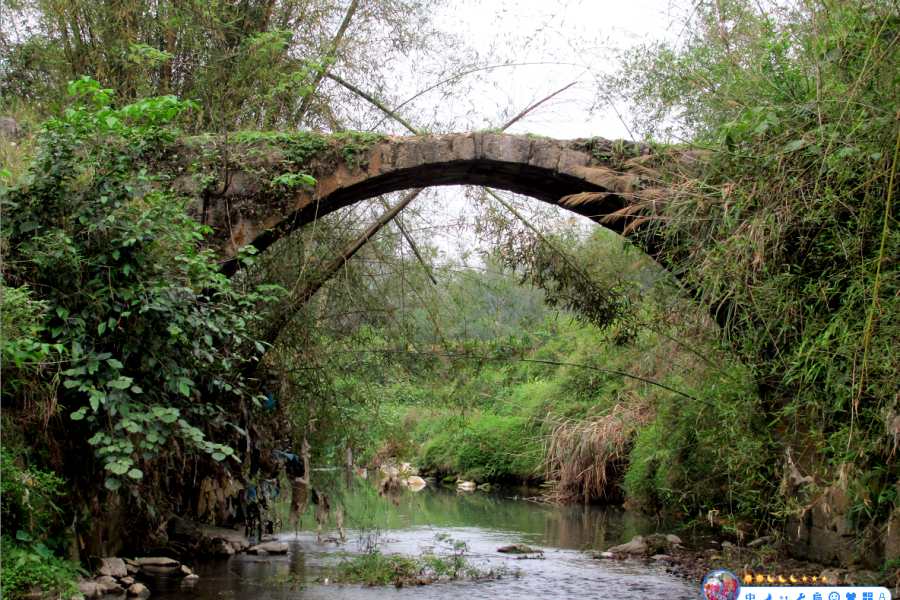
<box><xmin>148</xmin><ymin>476</ymin><xmax>697</xmax><ymax>599</ymax></box>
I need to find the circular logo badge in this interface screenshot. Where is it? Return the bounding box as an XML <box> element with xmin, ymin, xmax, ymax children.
<box><xmin>703</xmin><ymin>569</ymin><xmax>741</xmax><ymax>600</ymax></box>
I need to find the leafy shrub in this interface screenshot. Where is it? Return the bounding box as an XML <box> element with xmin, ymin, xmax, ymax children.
<box><xmin>601</xmin><ymin>0</ymin><xmax>900</xmax><ymax>524</ymax></box>
<box><xmin>0</xmin><ymin>536</ymin><xmax>81</xmax><ymax>599</ymax></box>
<box><xmin>0</xmin><ymin>446</ymin><xmax>82</xmax><ymax>599</ymax></box>
<box><xmin>1</xmin><ymin>78</ymin><xmax>281</xmax><ymax>492</ymax></box>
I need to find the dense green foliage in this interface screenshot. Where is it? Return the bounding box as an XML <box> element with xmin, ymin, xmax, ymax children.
<box><xmin>0</xmin><ymin>0</ymin><xmax>453</xmax><ymax>131</ymax></box>
<box><xmin>2</xmin><ymin>0</ymin><xmax>899</xmax><ymax>586</ymax></box>
<box><xmin>1</xmin><ymin>81</ymin><xmax>279</xmax><ymax>493</ymax></box>
<box><xmin>601</xmin><ymin>0</ymin><xmax>900</xmax><ymax>529</ymax></box>
<box><xmin>0</xmin><ymin>446</ymin><xmax>82</xmax><ymax>599</ymax></box>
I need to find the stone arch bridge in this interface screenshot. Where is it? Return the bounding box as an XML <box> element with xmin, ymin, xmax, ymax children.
<box><xmin>165</xmin><ymin>131</ymin><xmax>702</xmax><ymax>273</ymax></box>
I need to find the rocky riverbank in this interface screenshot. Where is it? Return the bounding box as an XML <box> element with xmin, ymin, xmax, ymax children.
<box><xmin>73</xmin><ymin>518</ymin><xmax>292</xmax><ymax>600</ymax></box>
<box><xmin>595</xmin><ymin>533</ymin><xmax>899</xmax><ymax>595</ymax></box>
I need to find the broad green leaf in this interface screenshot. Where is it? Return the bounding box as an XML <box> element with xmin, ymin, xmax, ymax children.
<box><xmin>108</xmin><ymin>377</ymin><xmax>132</xmax><ymax>389</ymax></box>
<box><xmin>33</xmin><ymin>542</ymin><xmax>50</xmax><ymax>559</ymax></box>
<box><xmin>108</xmin><ymin>462</ymin><xmax>129</xmax><ymax>475</ymax></box>
<box><xmin>104</xmin><ymin>478</ymin><xmax>122</xmax><ymax>491</ymax></box>
<box><xmin>128</xmin><ymin>469</ymin><xmax>143</xmax><ymax>480</ymax></box>
<box><xmin>16</xmin><ymin>530</ymin><xmax>33</xmax><ymax>542</ymax></box>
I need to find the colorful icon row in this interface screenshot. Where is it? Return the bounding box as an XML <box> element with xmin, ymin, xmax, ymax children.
<box><xmin>743</xmin><ymin>591</ymin><xmax>889</xmax><ymax>600</ymax></box>
<box><xmin>744</xmin><ymin>574</ymin><xmax>832</xmax><ymax>584</ymax></box>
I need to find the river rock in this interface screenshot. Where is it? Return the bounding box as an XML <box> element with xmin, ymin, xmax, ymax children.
<box><xmin>666</xmin><ymin>534</ymin><xmax>682</xmax><ymax>545</ymax></box>
<box><xmin>608</xmin><ymin>535</ymin><xmax>649</xmax><ymax>555</ymax></box>
<box><xmin>1</xmin><ymin>117</ymin><xmax>20</xmax><ymax>140</ymax></box>
<box><xmin>457</xmin><ymin>481</ymin><xmax>475</xmax><ymax>490</ymax></box>
<box><xmin>136</xmin><ymin>557</ymin><xmax>180</xmax><ymax>568</ymax></box>
<box><xmin>179</xmin><ymin>566</ymin><xmax>193</xmax><ymax>577</ymax></box>
<box><xmin>819</xmin><ymin>568</ymin><xmax>843</xmax><ymax>584</ymax></box>
<box><xmin>97</xmin><ymin>577</ymin><xmax>124</xmax><ymax>594</ymax></box>
<box><xmin>843</xmin><ymin>570</ymin><xmax>880</xmax><ymax>586</ymax></box>
<box><xmin>592</xmin><ymin>551</ymin><xmax>616</xmax><ymax>559</ymax></box>
<box><xmin>645</xmin><ymin>533</ymin><xmax>669</xmax><ymax>554</ymax></box>
<box><xmin>23</xmin><ymin>585</ymin><xmax>55</xmax><ymax>600</ymax></box>
<box><xmin>125</xmin><ymin>565</ymin><xmax>139</xmax><ymax>575</ymax></box>
<box><xmin>78</xmin><ymin>582</ymin><xmax>103</xmax><ymax>599</ymax></box>
<box><xmin>747</xmin><ymin>535</ymin><xmax>775</xmax><ymax>548</ymax></box>
<box><xmin>98</xmin><ymin>558</ymin><xmax>129</xmax><ymax>579</ymax></box>
<box><xmin>497</xmin><ymin>544</ymin><xmax>540</xmax><ymax>554</ymax></box>
<box><xmin>404</xmin><ymin>476</ymin><xmax>427</xmax><ymax>486</ymax></box>
<box><xmin>126</xmin><ymin>584</ymin><xmax>150</xmax><ymax>598</ymax></box>
<box><xmin>248</xmin><ymin>541</ymin><xmax>288</xmax><ymax>554</ymax></box>
<box><xmin>213</xmin><ymin>540</ymin><xmax>235</xmax><ymax>556</ymax></box>
<box><xmin>119</xmin><ymin>578</ymin><xmax>134</xmax><ymax>587</ymax></box>
<box><xmin>169</xmin><ymin>517</ymin><xmax>250</xmax><ymax>555</ymax></box>
<box><xmin>651</xmin><ymin>554</ymin><xmax>671</xmax><ymax>560</ymax></box>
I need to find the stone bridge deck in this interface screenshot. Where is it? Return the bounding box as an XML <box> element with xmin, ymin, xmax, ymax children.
<box><xmin>162</xmin><ymin>131</ymin><xmax>699</xmax><ymax>271</ymax></box>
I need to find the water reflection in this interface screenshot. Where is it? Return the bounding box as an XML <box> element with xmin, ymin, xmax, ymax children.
<box><xmin>149</xmin><ymin>474</ymin><xmax>698</xmax><ymax>600</ymax></box>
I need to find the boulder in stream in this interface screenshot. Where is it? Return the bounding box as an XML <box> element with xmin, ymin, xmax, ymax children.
<box><xmin>644</xmin><ymin>533</ymin><xmax>669</xmax><ymax>554</ymax></box>
<box><xmin>248</xmin><ymin>541</ymin><xmax>289</xmax><ymax>554</ymax></box>
<box><xmin>126</xmin><ymin>584</ymin><xmax>150</xmax><ymax>598</ymax></box>
<box><xmin>136</xmin><ymin>557</ymin><xmax>180</xmax><ymax>568</ymax></box>
<box><xmin>77</xmin><ymin>582</ymin><xmax>104</xmax><ymax>599</ymax></box>
<box><xmin>607</xmin><ymin>535</ymin><xmax>649</xmax><ymax>555</ymax></box>
<box><xmin>497</xmin><ymin>544</ymin><xmax>541</xmax><ymax>554</ymax></box>
<box><xmin>97</xmin><ymin>577</ymin><xmax>124</xmax><ymax>594</ymax></box>
<box><xmin>97</xmin><ymin>558</ymin><xmax>128</xmax><ymax>579</ymax></box>
<box><xmin>168</xmin><ymin>517</ymin><xmax>250</xmax><ymax>556</ymax></box>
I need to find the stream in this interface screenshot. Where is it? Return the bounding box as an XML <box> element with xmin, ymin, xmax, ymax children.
<box><xmin>148</xmin><ymin>474</ymin><xmax>699</xmax><ymax>599</ymax></box>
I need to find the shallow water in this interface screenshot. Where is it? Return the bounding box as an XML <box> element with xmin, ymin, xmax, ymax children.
<box><xmin>149</xmin><ymin>475</ymin><xmax>699</xmax><ymax>600</ymax></box>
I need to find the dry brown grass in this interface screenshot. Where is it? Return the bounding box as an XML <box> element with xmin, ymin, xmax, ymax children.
<box><xmin>541</xmin><ymin>400</ymin><xmax>653</xmax><ymax>504</ymax></box>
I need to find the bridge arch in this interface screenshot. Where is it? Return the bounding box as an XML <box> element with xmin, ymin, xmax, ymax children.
<box><xmin>169</xmin><ymin>132</ymin><xmax>691</xmax><ymax>273</ymax></box>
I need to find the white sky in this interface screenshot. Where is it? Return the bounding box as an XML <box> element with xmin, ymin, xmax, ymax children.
<box><xmin>370</xmin><ymin>0</ymin><xmax>680</xmax><ymax>262</ymax></box>
<box><xmin>428</xmin><ymin>0</ymin><xmax>678</xmax><ymax>140</ymax></box>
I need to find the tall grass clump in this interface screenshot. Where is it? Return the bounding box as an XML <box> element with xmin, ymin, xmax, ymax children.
<box><xmin>543</xmin><ymin>403</ymin><xmax>652</xmax><ymax>504</ymax></box>
<box><xmin>601</xmin><ymin>0</ymin><xmax>900</xmax><ymax>534</ymax></box>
